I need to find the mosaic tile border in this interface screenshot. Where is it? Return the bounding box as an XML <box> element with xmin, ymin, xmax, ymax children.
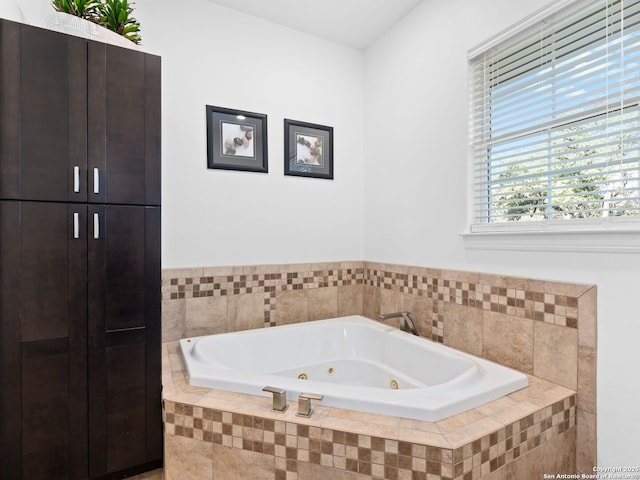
<box><xmin>452</xmin><ymin>396</ymin><xmax>576</xmax><ymax>479</ymax></box>
<box><xmin>163</xmin><ymin>265</ymin><xmax>579</xmax><ymax>330</ymax></box>
<box><xmin>163</xmin><ymin>268</ymin><xmax>365</xmax><ymax>327</ymax></box>
<box><xmin>163</xmin><ymin>395</ymin><xmax>576</xmax><ymax>480</ymax></box>
<box><xmin>365</xmin><ymin>269</ymin><xmax>578</xmax><ymax>330</ymax></box>
<box><xmin>163</xmin><ymin>269</ymin><xmax>365</xmax><ymax>300</ymax></box>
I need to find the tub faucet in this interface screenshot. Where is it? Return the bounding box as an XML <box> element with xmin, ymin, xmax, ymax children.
<box><xmin>262</xmin><ymin>386</ymin><xmax>288</xmax><ymax>413</ymax></box>
<box><xmin>296</xmin><ymin>392</ymin><xmax>324</xmax><ymax>418</ymax></box>
<box><xmin>379</xmin><ymin>311</ymin><xmax>419</xmax><ymax>336</ymax></box>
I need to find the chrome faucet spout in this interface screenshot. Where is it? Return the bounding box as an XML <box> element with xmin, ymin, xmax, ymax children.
<box><xmin>379</xmin><ymin>311</ymin><xmax>419</xmax><ymax>336</ymax></box>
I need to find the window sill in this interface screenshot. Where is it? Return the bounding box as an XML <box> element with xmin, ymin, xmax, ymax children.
<box><xmin>461</xmin><ymin>228</ymin><xmax>640</xmax><ymax>254</ymax></box>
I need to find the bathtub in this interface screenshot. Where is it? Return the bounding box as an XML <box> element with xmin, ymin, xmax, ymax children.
<box><xmin>179</xmin><ymin>315</ymin><xmax>528</xmax><ymax>422</ymax></box>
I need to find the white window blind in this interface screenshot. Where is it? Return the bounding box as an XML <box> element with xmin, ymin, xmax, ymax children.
<box><xmin>470</xmin><ymin>0</ymin><xmax>640</xmax><ymax>228</ymax></box>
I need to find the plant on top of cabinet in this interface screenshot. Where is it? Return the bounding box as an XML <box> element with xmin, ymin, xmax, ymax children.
<box><xmin>51</xmin><ymin>0</ymin><xmax>99</xmax><ymax>20</ymax></box>
<box><xmin>96</xmin><ymin>0</ymin><xmax>141</xmax><ymax>44</ymax></box>
<box><xmin>51</xmin><ymin>0</ymin><xmax>141</xmax><ymax>44</ymax></box>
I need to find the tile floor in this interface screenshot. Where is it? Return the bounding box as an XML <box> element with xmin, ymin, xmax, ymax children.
<box><xmin>130</xmin><ymin>469</ymin><xmax>163</xmax><ymax>480</ymax></box>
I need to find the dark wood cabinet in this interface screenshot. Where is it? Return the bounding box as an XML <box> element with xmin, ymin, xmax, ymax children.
<box><xmin>88</xmin><ymin>205</ymin><xmax>162</xmax><ymax>478</ymax></box>
<box><xmin>88</xmin><ymin>44</ymin><xmax>161</xmax><ymax>206</ymax></box>
<box><xmin>1</xmin><ymin>202</ymin><xmax>88</xmax><ymax>479</ymax></box>
<box><xmin>0</xmin><ymin>21</ymin><xmax>87</xmax><ymax>203</ymax></box>
<box><xmin>0</xmin><ymin>18</ymin><xmax>161</xmax><ymax>480</ymax></box>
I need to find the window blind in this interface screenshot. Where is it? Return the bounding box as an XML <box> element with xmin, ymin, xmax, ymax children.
<box><xmin>470</xmin><ymin>0</ymin><xmax>640</xmax><ymax>226</ymax></box>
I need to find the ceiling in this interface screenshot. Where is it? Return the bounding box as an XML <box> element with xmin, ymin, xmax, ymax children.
<box><xmin>204</xmin><ymin>0</ymin><xmax>425</xmax><ymax>50</ymax></box>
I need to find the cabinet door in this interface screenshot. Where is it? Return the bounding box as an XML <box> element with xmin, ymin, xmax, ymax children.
<box><xmin>0</xmin><ymin>20</ymin><xmax>20</xmax><ymax>199</ymax></box>
<box><xmin>0</xmin><ymin>201</ymin><xmax>88</xmax><ymax>480</ymax></box>
<box><xmin>88</xmin><ymin>205</ymin><xmax>161</xmax><ymax>477</ymax></box>
<box><xmin>0</xmin><ymin>21</ymin><xmax>87</xmax><ymax>202</ymax></box>
<box><xmin>88</xmin><ymin>44</ymin><xmax>161</xmax><ymax>206</ymax></box>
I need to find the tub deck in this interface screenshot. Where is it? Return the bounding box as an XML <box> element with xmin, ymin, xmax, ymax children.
<box><xmin>162</xmin><ymin>340</ymin><xmax>578</xmax><ymax>479</ymax></box>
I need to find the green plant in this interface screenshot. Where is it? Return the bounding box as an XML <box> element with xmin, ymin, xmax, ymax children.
<box><xmin>96</xmin><ymin>0</ymin><xmax>141</xmax><ymax>44</ymax></box>
<box><xmin>52</xmin><ymin>0</ymin><xmax>99</xmax><ymax>19</ymax></box>
<box><xmin>51</xmin><ymin>0</ymin><xmax>141</xmax><ymax>45</ymax></box>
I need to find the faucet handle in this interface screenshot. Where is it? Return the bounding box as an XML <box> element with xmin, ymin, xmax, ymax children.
<box><xmin>262</xmin><ymin>386</ymin><xmax>288</xmax><ymax>413</ymax></box>
<box><xmin>296</xmin><ymin>392</ymin><xmax>324</xmax><ymax>418</ymax></box>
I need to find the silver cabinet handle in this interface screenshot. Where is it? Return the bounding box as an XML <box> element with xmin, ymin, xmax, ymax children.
<box><xmin>73</xmin><ymin>212</ymin><xmax>80</xmax><ymax>239</ymax></box>
<box><xmin>73</xmin><ymin>166</ymin><xmax>80</xmax><ymax>193</ymax></box>
<box><xmin>93</xmin><ymin>212</ymin><xmax>100</xmax><ymax>239</ymax></box>
<box><xmin>93</xmin><ymin>167</ymin><xmax>99</xmax><ymax>194</ymax></box>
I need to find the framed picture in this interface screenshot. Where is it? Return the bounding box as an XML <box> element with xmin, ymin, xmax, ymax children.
<box><xmin>206</xmin><ymin>105</ymin><xmax>268</xmax><ymax>173</ymax></box>
<box><xmin>284</xmin><ymin>119</ymin><xmax>333</xmax><ymax>179</ymax></box>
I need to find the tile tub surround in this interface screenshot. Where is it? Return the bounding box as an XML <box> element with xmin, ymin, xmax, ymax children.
<box><xmin>162</xmin><ymin>341</ymin><xmax>577</xmax><ymax>480</ymax></box>
<box><xmin>161</xmin><ymin>261</ymin><xmax>597</xmax><ymax>472</ymax></box>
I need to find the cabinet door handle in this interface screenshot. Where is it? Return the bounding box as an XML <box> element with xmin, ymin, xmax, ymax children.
<box><xmin>93</xmin><ymin>213</ymin><xmax>100</xmax><ymax>239</ymax></box>
<box><xmin>73</xmin><ymin>166</ymin><xmax>80</xmax><ymax>193</ymax></box>
<box><xmin>73</xmin><ymin>212</ymin><xmax>80</xmax><ymax>239</ymax></box>
<box><xmin>93</xmin><ymin>168</ymin><xmax>100</xmax><ymax>194</ymax></box>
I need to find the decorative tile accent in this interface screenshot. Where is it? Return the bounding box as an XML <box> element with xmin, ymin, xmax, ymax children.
<box><xmin>163</xmin><ymin>267</ymin><xmax>364</xmax><ymax>327</ymax></box>
<box><xmin>164</xmin><ymin>269</ymin><xmax>364</xmax><ymax>301</ymax></box>
<box><xmin>164</xmin><ymin>265</ymin><xmax>579</xmax><ymax>330</ymax></box>
<box><xmin>452</xmin><ymin>396</ymin><xmax>576</xmax><ymax>479</ymax></box>
<box><xmin>163</xmin><ymin>394</ymin><xmax>576</xmax><ymax>480</ymax></box>
<box><xmin>364</xmin><ymin>269</ymin><xmax>579</xmax><ymax>330</ymax></box>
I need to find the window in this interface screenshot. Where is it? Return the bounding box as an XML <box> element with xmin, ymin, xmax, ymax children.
<box><xmin>469</xmin><ymin>0</ymin><xmax>640</xmax><ymax>231</ymax></box>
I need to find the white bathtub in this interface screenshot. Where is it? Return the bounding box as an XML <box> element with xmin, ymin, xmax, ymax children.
<box><xmin>179</xmin><ymin>315</ymin><xmax>528</xmax><ymax>422</ymax></box>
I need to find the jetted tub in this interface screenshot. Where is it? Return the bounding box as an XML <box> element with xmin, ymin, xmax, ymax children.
<box><xmin>179</xmin><ymin>315</ymin><xmax>528</xmax><ymax>422</ymax></box>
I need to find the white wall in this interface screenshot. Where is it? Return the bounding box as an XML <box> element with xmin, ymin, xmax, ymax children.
<box><xmin>135</xmin><ymin>0</ymin><xmax>366</xmax><ymax>268</ymax></box>
<box><xmin>364</xmin><ymin>0</ymin><xmax>640</xmax><ymax>467</ymax></box>
<box><xmin>5</xmin><ymin>0</ymin><xmax>636</xmax><ymax>467</ymax></box>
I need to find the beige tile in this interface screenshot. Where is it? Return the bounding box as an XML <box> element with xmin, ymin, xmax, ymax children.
<box><xmin>526</xmin><ymin>277</ymin><xmax>592</xmax><ymax>298</ymax></box>
<box><xmin>577</xmin><ymin>347</ymin><xmax>596</xmax><ymax>415</ymax></box>
<box><xmin>185</xmin><ymin>295</ymin><xmax>228</xmax><ymax>337</ymax></box>
<box><xmin>442</xmin><ymin>302</ymin><xmax>483</xmax><ymax>356</ymax></box>
<box><xmin>401</xmin><ymin>263</ymin><xmax>436</xmax><ymax>277</ymax></box>
<box><xmin>128</xmin><ymin>469</ymin><xmax>164</xmax><ymax>480</ymax></box>
<box><xmin>275</xmin><ymin>289</ymin><xmax>308</xmax><ymax>325</ymax></box>
<box><xmin>362</xmin><ymin>285</ymin><xmax>380</xmax><ymax>320</ymax></box>
<box><xmin>164</xmin><ymin>433</ymin><xmax>212</xmax><ymax>480</ymax></box>
<box><xmin>340</xmin><ymin>260</ymin><xmax>364</xmax><ymax>269</ymax></box>
<box><xmin>308</xmin><ymin>286</ymin><xmax>338</xmax><ymax>321</ymax></box>
<box><xmin>482</xmin><ymin>465</ymin><xmax>506</xmax><ymax>480</ymax></box>
<box><xmin>227</xmin><ymin>292</ymin><xmax>266</xmax><ymax>331</ymax></box>
<box><xmin>337</xmin><ymin>284</ymin><xmax>363</xmax><ymax>317</ymax></box>
<box><xmin>508</xmin><ymin>375</ymin><xmax>575</xmax><ymax>411</ymax></box>
<box><xmin>577</xmin><ymin>287</ymin><xmax>597</xmax><ymax>349</ymax></box>
<box><xmin>576</xmin><ymin>409</ymin><xmax>597</xmax><ymax>474</ymax></box>
<box><xmin>402</xmin><ymin>293</ymin><xmax>432</xmax><ymax>338</ymax></box>
<box><xmin>379</xmin><ymin>288</ymin><xmax>403</xmax><ymax>321</ymax></box>
<box><xmin>212</xmin><ymin>444</ymin><xmax>273</xmax><ymax>480</ymax></box>
<box><xmin>397</xmin><ymin>428</ymin><xmax>451</xmax><ymax>449</ymax></box>
<box><xmin>298</xmin><ymin>462</ymin><xmax>370</xmax><ymax>480</ymax></box>
<box><xmin>475</xmin><ymin>395</ymin><xmax>538</xmax><ymax>425</ymax></box>
<box><xmin>533</xmin><ymin>322</ymin><xmax>578</xmax><ymax>390</ymax></box>
<box><xmin>202</xmin><ymin>265</ymin><xmax>244</xmax><ymax>277</ymax></box>
<box><xmin>439</xmin><ymin>415</ymin><xmax>505</xmax><ymax>447</ymax></box>
<box><xmin>276</xmin><ymin>262</ymin><xmax>313</xmax><ymax>274</ymax></box>
<box><xmin>477</xmin><ymin>271</ymin><xmax>531</xmax><ymax>291</ymax></box>
<box><xmin>542</xmin><ymin>426</ymin><xmax>576</xmax><ymax>475</ymax></box>
<box><xmin>162</xmin><ymin>267</ymin><xmax>204</xmax><ymax>281</ymax></box>
<box><xmin>397</xmin><ymin>417</ymin><xmax>441</xmax><ymax>435</ymax></box>
<box><xmin>505</xmin><ymin>442</ymin><xmax>544</xmax><ymax>479</ymax></box>
<box><xmin>483</xmin><ymin>311</ymin><xmax>534</xmax><ymax>374</ymax></box>
<box><xmin>441</xmin><ymin>268</ymin><xmax>482</xmax><ymax>284</ymax></box>
<box><xmin>162</xmin><ymin>298</ymin><xmax>186</xmax><ymax>342</ymax></box>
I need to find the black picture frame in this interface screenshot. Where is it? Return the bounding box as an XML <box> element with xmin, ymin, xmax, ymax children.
<box><xmin>284</xmin><ymin>119</ymin><xmax>333</xmax><ymax>179</ymax></box>
<box><xmin>206</xmin><ymin>105</ymin><xmax>268</xmax><ymax>173</ymax></box>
